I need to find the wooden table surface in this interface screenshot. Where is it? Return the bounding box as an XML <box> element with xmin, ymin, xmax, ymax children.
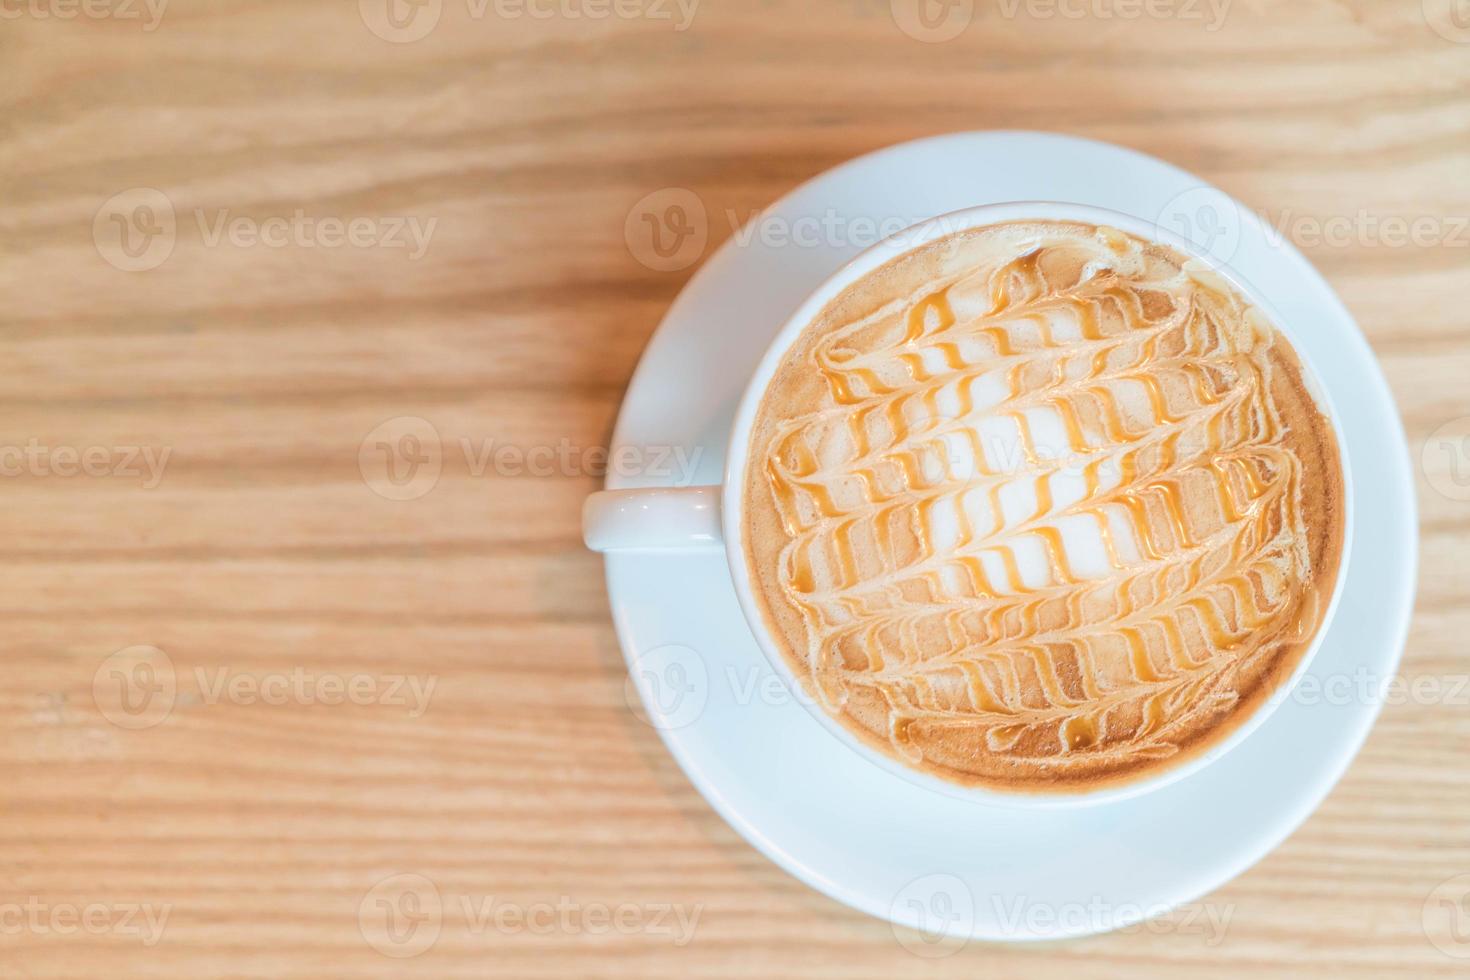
<box><xmin>3</xmin><ymin>0</ymin><xmax>1469</xmax><ymax>976</ymax></box>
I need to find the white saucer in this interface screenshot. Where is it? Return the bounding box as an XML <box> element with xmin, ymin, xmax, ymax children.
<box><xmin>603</xmin><ymin>132</ymin><xmax>1416</xmax><ymax>943</ymax></box>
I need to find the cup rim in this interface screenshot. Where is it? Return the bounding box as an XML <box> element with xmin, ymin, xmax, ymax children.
<box><xmin>718</xmin><ymin>200</ymin><xmax>1355</xmax><ymax>809</ymax></box>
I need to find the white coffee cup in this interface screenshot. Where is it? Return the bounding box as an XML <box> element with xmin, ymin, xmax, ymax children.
<box><xmin>583</xmin><ymin>200</ymin><xmax>1352</xmax><ymax>807</ymax></box>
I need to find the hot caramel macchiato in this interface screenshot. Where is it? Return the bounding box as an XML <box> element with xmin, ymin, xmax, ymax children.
<box><xmin>742</xmin><ymin>220</ymin><xmax>1344</xmax><ymax>792</ymax></box>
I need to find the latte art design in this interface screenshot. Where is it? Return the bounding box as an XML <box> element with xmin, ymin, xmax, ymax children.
<box><xmin>744</xmin><ymin>221</ymin><xmax>1344</xmax><ymax>791</ymax></box>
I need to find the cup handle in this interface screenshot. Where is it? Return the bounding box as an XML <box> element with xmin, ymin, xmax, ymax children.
<box><xmin>582</xmin><ymin>486</ymin><xmax>723</xmax><ymax>552</ymax></box>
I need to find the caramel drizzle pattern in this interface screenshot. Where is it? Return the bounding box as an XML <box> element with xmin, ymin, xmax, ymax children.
<box><xmin>761</xmin><ymin>233</ymin><xmax>1317</xmax><ymax>773</ymax></box>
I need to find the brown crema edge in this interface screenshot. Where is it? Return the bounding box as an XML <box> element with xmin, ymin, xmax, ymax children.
<box><xmin>740</xmin><ymin>220</ymin><xmax>1346</xmax><ymax>794</ymax></box>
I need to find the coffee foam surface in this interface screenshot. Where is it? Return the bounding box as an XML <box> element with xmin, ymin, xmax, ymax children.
<box><xmin>742</xmin><ymin>220</ymin><xmax>1344</xmax><ymax>792</ymax></box>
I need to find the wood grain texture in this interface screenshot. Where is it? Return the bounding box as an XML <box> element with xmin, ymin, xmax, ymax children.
<box><xmin>2</xmin><ymin>0</ymin><xmax>1468</xmax><ymax>975</ymax></box>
